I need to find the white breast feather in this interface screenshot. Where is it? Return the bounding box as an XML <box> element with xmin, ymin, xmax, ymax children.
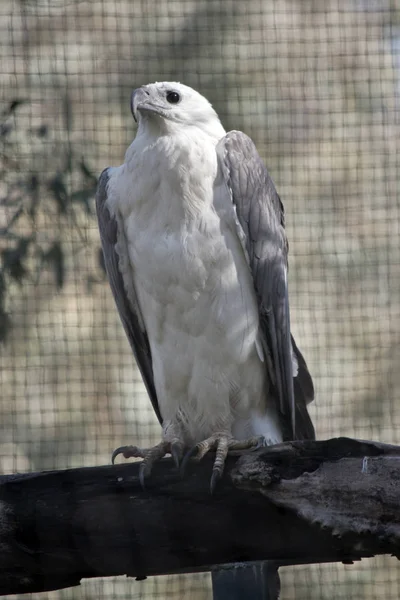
<box><xmin>106</xmin><ymin>127</ymin><xmax>283</xmax><ymax>446</ymax></box>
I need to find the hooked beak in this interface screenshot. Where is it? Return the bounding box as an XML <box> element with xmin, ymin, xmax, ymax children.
<box><xmin>130</xmin><ymin>87</ymin><xmax>170</xmax><ymax>122</ymax></box>
<box><xmin>130</xmin><ymin>87</ymin><xmax>151</xmax><ymax>122</ymax></box>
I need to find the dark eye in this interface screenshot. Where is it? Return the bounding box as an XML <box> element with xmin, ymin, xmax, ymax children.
<box><xmin>166</xmin><ymin>91</ymin><xmax>181</xmax><ymax>104</ymax></box>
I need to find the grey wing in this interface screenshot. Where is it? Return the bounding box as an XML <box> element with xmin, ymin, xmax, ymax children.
<box><xmin>95</xmin><ymin>169</ymin><xmax>162</xmax><ymax>424</ymax></box>
<box><xmin>217</xmin><ymin>131</ymin><xmax>314</xmax><ymax>441</ymax></box>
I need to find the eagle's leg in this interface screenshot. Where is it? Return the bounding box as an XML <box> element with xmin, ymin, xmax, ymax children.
<box><xmin>182</xmin><ymin>433</ymin><xmax>265</xmax><ymax>493</ymax></box>
<box><xmin>111</xmin><ymin>421</ymin><xmax>185</xmax><ymax>487</ymax></box>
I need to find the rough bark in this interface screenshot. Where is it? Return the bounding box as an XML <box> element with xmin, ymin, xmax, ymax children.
<box><xmin>0</xmin><ymin>437</ymin><xmax>397</xmax><ymax>595</ymax></box>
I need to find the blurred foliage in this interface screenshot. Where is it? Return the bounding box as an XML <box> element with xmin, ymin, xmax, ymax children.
<box><xmin>0</xmin><ymin>98</ymin><xmax>98</xmax><ymax>341</ymax></box>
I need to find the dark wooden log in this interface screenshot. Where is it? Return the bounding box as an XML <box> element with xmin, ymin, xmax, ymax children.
<box><xmin>0</xmin><ymin>437</ymin><xmax>398</xmax><ymax>596</ymax></box>
<box><xmin>211</xmin><ymin>561</ymin><xmax>281</xmax><ymax>600</ymax></box>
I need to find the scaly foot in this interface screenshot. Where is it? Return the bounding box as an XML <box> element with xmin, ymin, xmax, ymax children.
<box><xmin>112</xmin><ymin>439</ymin><xmax>184</xmax><ymax>488</ymax></box>
<box><xmin>181</xmin><ymin>433</ymin><xmax>265</xmax><ymax>493</ymax></box>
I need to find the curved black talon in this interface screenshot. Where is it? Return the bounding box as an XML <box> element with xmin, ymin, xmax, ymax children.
<box><xmin>139</xmin><ymin>462</ymin><xmax>147</xmax><ymax>490</ymax></box>
<box><xmin>112</xmin><ymin>445</ymin><xmax>132</xmax><ymax>464</ymax></box>
<box><xmin>210</xmin><ymin>467</ymin><xmax>223</xmax><ymax>495</ymax></box>
<box><xmin>180</xmin><ymin>445</ymin><xmax>199</xmax><ymax>477</ymax></box>
<box><xmin>171</xmin><ymin>442</ymin><xmax>184</xmax><ymax>468</ymax></box>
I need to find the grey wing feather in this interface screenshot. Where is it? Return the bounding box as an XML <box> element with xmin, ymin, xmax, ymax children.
<box><xmin>95</xmin><ymin>169</ymin><xmax>162</xmax><ymax>424</ymax></box>
<box><xmin>217</xmin><ymin>131</ymin><xmax>314</xmax><ymax>441</ymax></box>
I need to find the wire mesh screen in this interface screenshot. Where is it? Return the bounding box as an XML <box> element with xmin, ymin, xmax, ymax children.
<box><xmin>0</xmin><ymin>0</ymin><xmax>399</xmax><ymax>598</ymax></box>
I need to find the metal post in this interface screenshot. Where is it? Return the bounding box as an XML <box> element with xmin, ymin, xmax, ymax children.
<box><xmin>211</xmin><ymin>561</ymin><xmax>280</xmax><ymax>600</ymax></box>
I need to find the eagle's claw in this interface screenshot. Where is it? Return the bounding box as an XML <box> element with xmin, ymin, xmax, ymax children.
<box><xmin>111</xmin><ymin>440</ymin><xmax>184</xmax><ymax>488</ymax></box>
<box><xmin>113</xmin><ymin>435</ymin><xmax>264</xmax><ymax>492</ymax></box>
<box><xmin>170</xmin><ymin>441</ymin><xmax>184</xmax><ymax>468</ymax></box>
<box><xmin>181</xmin><ymin>434</ymin><xmax>265</xmax><ymax>493</ymax></box>
<box><xmin>112</xmin><ymin>445</ymin><xmax>146</xmax><ymax>464</ymax></box>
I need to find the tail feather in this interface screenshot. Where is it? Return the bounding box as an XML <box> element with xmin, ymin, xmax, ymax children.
<box><xmin>292</xmin><ymin>335</ymin><xmax>315</xmax><ymax>440</ymax></box>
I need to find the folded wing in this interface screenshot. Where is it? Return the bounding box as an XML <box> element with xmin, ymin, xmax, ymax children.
<box><xmin>96</xmin><ymin>169</ymin><xmax>161</xmax><ymax>424</ymax></box>
<box><xmin>217</xmin><ymin>131</ymin><xmax>315</xmax><ymax>440</ymax></box>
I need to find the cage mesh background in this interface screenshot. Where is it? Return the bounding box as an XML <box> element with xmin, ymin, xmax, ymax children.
<box><xmin>0</xmin><ymin>0</ymin><xmax>399</xmax><ymax>598</ymax></box>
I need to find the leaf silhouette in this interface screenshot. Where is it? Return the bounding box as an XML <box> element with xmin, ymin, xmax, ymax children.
<box><xmin>79</xmin><ymin>158</ymin><xmax>97</xmax><ymax>185</ymax></box>
<box><xmin>1</xmin><ymin>237</ymin><xmax>31</xmax><ymax>282</ymax></box>
<box><xmin>43</xmin><ymin>242</ymin><xmax>65</xmax><ymax>289</ymax></box>
<box><xmin>48</xmin><ymin>173</ymin><xmax>69</xmax><ymax>213</ymax></box>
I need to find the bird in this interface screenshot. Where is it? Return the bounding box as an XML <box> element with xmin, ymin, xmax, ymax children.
<box><xmin>96</xmin><ymin>81</ymin><xmax>315</xmax><ymax>492</ymax></box>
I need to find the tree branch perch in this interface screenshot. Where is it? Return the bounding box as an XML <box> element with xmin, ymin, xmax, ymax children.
<box><xmin>0</xmin><ymin>437</ymin><xmax>398</xmax><ymax>595</ymax></box>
